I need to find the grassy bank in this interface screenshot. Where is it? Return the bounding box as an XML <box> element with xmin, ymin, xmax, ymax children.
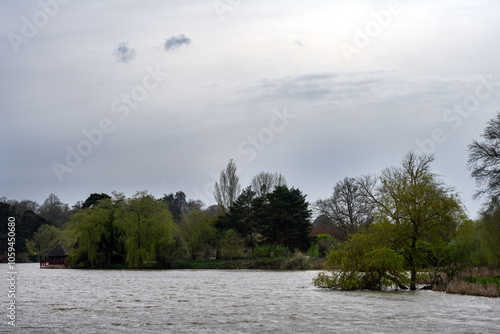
<box><xmin>432</xmin><ymin>267</ymin><xmax>500</xmax><ymax>297</ymax></box>
<box><xmin>172</xmin><ymin>255</ymin><xmax>326</xmax><ymax>270</ymax></box>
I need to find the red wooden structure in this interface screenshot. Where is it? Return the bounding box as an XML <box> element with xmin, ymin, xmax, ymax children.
<box><xmin>39</xmin><ymin>242</ymin><xmax>70</xmax><ymax>268</ymax></box>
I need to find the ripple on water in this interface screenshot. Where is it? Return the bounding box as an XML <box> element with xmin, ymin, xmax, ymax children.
<box><xmin>4</xmin><ymin>264</ymin><xmax>500</xmax><ymax>334</ymax></box>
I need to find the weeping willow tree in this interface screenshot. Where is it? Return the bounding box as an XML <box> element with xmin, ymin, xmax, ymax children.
<box><xmin>118</xmin><ymin>191</ymin><xmax>178</xmax><ymax>268</ymax></box>
<box><xmin>69</xmin><ymin>191</ymin><xmax>181</xmax><ymax>268</ymax></box>
<box><xmin>69</xmin><ymin>198</ymin><xmax>116</xmax><ymax>268</ymax></box>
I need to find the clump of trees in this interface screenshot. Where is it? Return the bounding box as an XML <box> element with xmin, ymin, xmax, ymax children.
<box><xmin>315</xmin><ymin>152</ymin><xmax>468</xmax><ymax>291</ymax></box>
<box><xmin>315</xmin><ymin>112</ymin><xmax>500</xmax><ymax>292</ymax></box>
<box><xmin>0</xmin><ymin>194</ymin><xmax>74</xmax><ymax>262</ymax></box>
<box><xmin>10</xmin><ymin>159</ymin><xmax>312</xmax><ymax>268</ymax></box>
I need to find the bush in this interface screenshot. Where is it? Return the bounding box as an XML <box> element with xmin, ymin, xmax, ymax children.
<box><xmin>253</xmin><ymin>244</ymin><xmax>274</xmax><ymax>258</ymax></box>
<box><xmin>281</xmin><ymin>250</ymin><xmax>312</xmax><ymax>269</ymax></box>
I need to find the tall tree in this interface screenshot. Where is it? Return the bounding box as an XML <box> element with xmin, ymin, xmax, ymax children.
<box><xmin>70</xmin><ymin>197</ymin><xmax>117</xmax><ymax>268</ymax></box>
<box><xmin>119</xmin><ymin>191</ymin><xmax>178</xmax><ymax>268</ymax></box>
<box><xmin>82</xmin><ymin>193</ymin><xmax>111</xmax><ymax>209</ymax></box>
<box><xmin>180</xmin><ymin>207</ymin><xmax>217</xmax><ymax>260</ymax></box>
<box><xmin>219</xmin><ymin>186</ymin><xmax>259</xmax><ymax>250</ymax></box>
<box><xmin>314</xmin><ymin>177</ymin><xmax>375</xmax><ymax>241</ymax></box>
<box><xmin>477</xmin><ymin>202</ymin><xmax>500</xmax><ymax>266</ymax></box>
<box><xmin>161</xmin><ymin>191</ymin><xmax>188</xmax><ymax>223</ymax></box>
<box><xmin>255</xmin><ymin>186</ymin><xmax>312</xmax><ymax>252</ymax></box>
<box><xmin>467</xmin><ymin>112</ymin><xmax>500</xmax><ymax>202</ymax></box>
<box><xmin>361</xmin><ymin>152</ymin><xmax>467</xmax><ymax>290</ymax></box>
<box><xmin>213</xmin><ymin>159</ymin><xmax>241</xmax><ymax>213</ymax></box>
<box><xmin>39</xmin><ymin>194</ymin><xmax>70</xmax><ymax>226</ymax></box>
<box><xmin>251</xmin><ymin>172</ymin><xmax>287</xmax><ymax>197</ymax></box>
<box><xmin>9</xmin><ymin>199</ymin><xmax>40</xmax><ymax>216</ymax></box>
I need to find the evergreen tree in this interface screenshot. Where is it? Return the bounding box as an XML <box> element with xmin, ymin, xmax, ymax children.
<box><xmin>256</xmin><ymin>186</ymin><xmax>312</xmax><ymax>252</ymax></box>
<box><xmin>219</xmin><ymin>186</ymin><xmax>258</xmax><ymax>250</ymax></box>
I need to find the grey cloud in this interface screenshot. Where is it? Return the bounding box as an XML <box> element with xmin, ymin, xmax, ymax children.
<box><xmin>164</xmin><ymin>34</ymin><xmax>191</xmax><ymax>52</ymax></box>
<box><xmin>113</xmin><ymin>42</ymin><xmax>135</xmax><ymax>63</ymax></box>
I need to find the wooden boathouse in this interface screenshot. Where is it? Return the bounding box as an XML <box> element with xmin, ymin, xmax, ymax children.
<box><xmin>39</xmin><ymin>242</ymin><xmax>70</xmax><ymax>268</ymax></box>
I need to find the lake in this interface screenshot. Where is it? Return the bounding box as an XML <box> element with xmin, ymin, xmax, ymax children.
<box><xmin>1</xmin><ymin>263</ymin><xmax>499</xmax><ymax>333</ymax></box>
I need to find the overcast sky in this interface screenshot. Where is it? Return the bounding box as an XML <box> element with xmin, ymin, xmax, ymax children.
<box><xmin>1</xmin><ymin>0</ymin><xmax>500</xmax><ymax>219</ymax></box>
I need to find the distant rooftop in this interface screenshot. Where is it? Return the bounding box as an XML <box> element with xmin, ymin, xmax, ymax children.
<box><xmin>39</xmin><ymin>242</ymin><xmax>70</xmax><ymax>257</ymax></box>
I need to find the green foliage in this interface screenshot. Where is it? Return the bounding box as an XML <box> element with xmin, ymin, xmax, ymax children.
<box><xmin>309</xmin><ymin>233</ymin><xmax>338</xmax><ymax>258</ymax></box>
<box><xmin>180</xmin><ymin>207</ymin><xmax>217</xmax><ymax>260</ymax></box>
<box><xmin>218</xmin><ymin>186</ymin><xmax>259</xmax><ymax>250</ymax></box>
<box><xmin>463</xmin><ymin>276</ymin><xmax>500</xmax><ymax>286</ymax></box>
<box><xmin>218</xmin><ymin>229</ymin><xmax>245</xmax><ymax>260</ymax></box>
<box><xmin>69</xmin><ymin>198</ymin><xmax>115</xmax><ymax>268</ymax></box>
<box><xmin>255</xmin><ymin>186</ymin><xmax>312</xmax><ymax>252</ymax></box>
<box><xmin>477</xmin><ymin>203</ymin><xmax>500</xmax><ymax>266</ymax></box>
<box><xmin>69</xmin><ymin>191</ymin><xmax>181</xmax><ymax>268</ymax></box>
<box><xmin>252</xmin><ymin>244</ymin><xmax>289</xmax><ymax>258</ymax></box>
<box><xmin>317</xmin><ymin>227</ymin><xmax>409</xmax><ymax>290</ymax></box>
<box><xmin>308</xmin><ymin>244</ymin><xmax>320</xmax><ymax>258</ymax></box>
<box><xmin>281</xmin><ymin>250</ymin><xmax>312</xmax><ymax>269</ymax></box>
<box><xmin>119</xmin><ymin>191</ymin><xmax>177</xmax><ymax>268</ymax></box>
<box><xmin>31</xmin><ymin>224</ymin><xmax>71</xmax><ymax>253</ymax></box>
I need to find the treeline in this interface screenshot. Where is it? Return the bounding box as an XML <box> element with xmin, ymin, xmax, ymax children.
<box><xmin>0</xmin><ymin>194</ymin><xmax>74</xmax><ymax>262</ymax></box>
<box><xmin>2</xmin><ymin>114</ymin><xmax>500</xmax><ymax>278</ymax></box>
<box><xmin>0</xmin><ymin>167</ymin><xmax>316</xmax><ymax>268</ymax></box>
<box><xmin>314</xmin><ymin>112</ymin><xmax>500</xmax><ymax>292</ymax></box>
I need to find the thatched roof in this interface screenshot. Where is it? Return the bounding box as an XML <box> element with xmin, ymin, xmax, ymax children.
<box><xmin>39</xmin><ymin>242</ymin><xmax>70</xmax><ymax>257</ymax></box>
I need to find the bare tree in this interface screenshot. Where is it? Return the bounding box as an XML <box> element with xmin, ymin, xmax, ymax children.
<box><xmin>251</xmin><ymin>171</ymin><xmax>287</xmax><ymax>197</ymax></box>
<box><xmin>39</xmin><ymin>194</ymin><xmax>70</xmax><ymax>226</ymax></box>
<box><xmin>467</xmin><ymin>112</ymin><xmax>500</xmax><ymax>202</ymax></box>
<box><xmin>314</xmin><ymin>177</ymin><xmax>375</xmax><ymax>241</ymax></box>
<box><xmin>213</xmin><ymin>159</ymin><xmax>241</xmax><ymax>213</ymax></box>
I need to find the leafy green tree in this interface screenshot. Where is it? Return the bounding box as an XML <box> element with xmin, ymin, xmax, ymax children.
<box><xmin>314</xmin><ymin>225</ymin><xmax>408</xmax><ymax>290</ymax></box>
<box><xmin>180</xmin><ymin>207</ymin><xmax>217</xmax><ymax>260</ymax></box>
<box><xmin>360</xmin><ymin>152</ymin><xmax>467</xmax><ymax>290</ymax></box>
<box><xmin>309</xmin><ymin>233</ymin><xmax>338</xmax><ymax>257</ymax></box>
<box><xmin>255</xmin><ymin>186</ymin><xmax>312</xmax><ymax>252</ymax></box>
<box><xmin>477</xmin><ymin>202</ymin><xmax>500</xmax><ymax>266</ymax></box>
<box><xmin>218</xmin><ymin>229</ymin><xmax>245</xmax><ymax>260</ymax></box>
<box><xmin>31</xmin><ymin>224</ymin><xmax>65</xmax><ymax>253</ymax></box>
<box><xmin>69</xmin><ymin>198</ymin><xmax>116</xmax><ymax>267</ymax></box>
<box><xmin>118</xmin><ymin>191</ymin><xmax>178</xmax><ymax>268</ymax></box>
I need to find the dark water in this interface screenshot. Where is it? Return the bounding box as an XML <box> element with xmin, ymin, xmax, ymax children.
<box><xmin>1</xmin><ymin>263</ymin><xmax>499</xmax><ymax>333</ymax></box>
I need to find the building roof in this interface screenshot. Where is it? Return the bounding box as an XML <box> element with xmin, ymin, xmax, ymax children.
<box><xmin>39</xmin><ymin>242</ymin><xmax>70</xmax><ymax>257</ymax></box>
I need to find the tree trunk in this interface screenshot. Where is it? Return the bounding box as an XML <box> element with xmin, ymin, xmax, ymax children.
<box><xmin>410</xmin><ymin>268</ymin><xmax>417</xmax><ymax>291</ymax></box>
<box><xmin>410</xmin><ymin>236</ymin><xmax>417</xmax><ymax>290</ymax></box>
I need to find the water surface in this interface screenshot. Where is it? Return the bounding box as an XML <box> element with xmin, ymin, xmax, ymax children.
<box><xmin>1</xmin><ymin>263</ymin><xmax>499</xmax><ymax>333</ymax></box>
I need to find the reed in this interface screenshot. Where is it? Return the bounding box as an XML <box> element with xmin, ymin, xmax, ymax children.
<box><xmin>432</xmin><ymin>267</ymin><xmax>500</xmax><ymax>297</ymax></box>
<box><xmin>445</xmin><ymin>279</ymin><xmax>499</xmax><ymax>297</ymax></box>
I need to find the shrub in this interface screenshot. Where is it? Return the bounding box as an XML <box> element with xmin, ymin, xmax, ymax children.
<box><xmin>281</xmin><ymin>250</ymin><xmax>312</xmax><ymax>269</ymax></box>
